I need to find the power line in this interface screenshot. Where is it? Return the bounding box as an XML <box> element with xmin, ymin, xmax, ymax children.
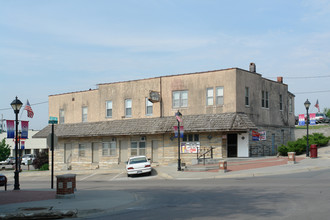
<box><xmin>0</xmin><ymin>101</ymin><xmax>48</xmax><ymax>111</ymax></box>
<box><xmin>294</xmin><ymin>90</ymin><xmax>330</xmax><ymax>94</ymax></box>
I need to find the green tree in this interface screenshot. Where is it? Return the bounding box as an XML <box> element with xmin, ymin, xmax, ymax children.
<box><xmin>324</xmin><ymin>108</ymin><xmax>330</xmax><ymax>118</ymax></box>
<box><xmin>0</xmin><ymin>138</ymin><xmax>11</xmax><ymax>161</ymax></box>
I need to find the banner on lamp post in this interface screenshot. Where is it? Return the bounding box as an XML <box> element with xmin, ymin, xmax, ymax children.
<box><xmin>173</xmin><ymin>126</ymin><xmax>184</xmax><ymax>138</ymax></box>
<box><xmin>6</xmin><ymin>120</ymin><xmax>15</xmax><ymax>138</ymax></box>
<box><xmin>21</xmin><ymin>141</ymin><xmax>25</xmax><ymax>150</ymax></box>
<box><xmin>21</xmin><ymin>121</ymin><xmax>29</xmax><ymax>139</ymax></box>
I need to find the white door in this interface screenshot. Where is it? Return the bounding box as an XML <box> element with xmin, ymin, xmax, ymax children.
<box><xmin>237</xmin><ymin>133</ymin><xmax>249</xmax><ymax>157</ymax></box>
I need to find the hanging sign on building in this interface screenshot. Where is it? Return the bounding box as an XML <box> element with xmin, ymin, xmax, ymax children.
<box><xmin>148</xmin><ymin>91</ymin><xmax>161</xmax><ymax>103</ymax></box>
<box><xmin>181</xmin><ymin>142</ymin><xmax>200</xmax><ymax>153</ymax></box>
<box><xmin>259</xmin><ymin>131</ymin><xmax>266</xmax><ymax>141</ymax></box>
<box><xmin>298</xmin><ymin>114</ymin><xmax>305</xmax><ymax>126</ymax></box>
<box><xmin>252</xmin><ymin>130</ymin><xmax>260</xmax><ymax>141</ymax></box>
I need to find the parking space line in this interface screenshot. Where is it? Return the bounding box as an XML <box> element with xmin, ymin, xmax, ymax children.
<box><xmin>109</xmin><ymin>172</ymin><xmax>124</xmax><ymax>181</ymax></box>
<box><xmin>80</xmin><ymin>173</ymin><xmax>97</xmax><ymax>181</ymax></box>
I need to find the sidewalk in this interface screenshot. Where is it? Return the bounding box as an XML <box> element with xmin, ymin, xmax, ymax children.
<box><xmin>1</xmin><ymin>146</ymin><xmax>330</xmax><ymax>219</ymax></box>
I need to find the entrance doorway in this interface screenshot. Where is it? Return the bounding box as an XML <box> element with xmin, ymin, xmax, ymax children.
<box><xmin>152</xmin><ymin>140</ymin><xmax>159</xmax><ymax>163</ymax></box>
<box><xmin>227</xmin><ymin>134</ymin><xmax>237</xmax><ymax>157</ymax></box>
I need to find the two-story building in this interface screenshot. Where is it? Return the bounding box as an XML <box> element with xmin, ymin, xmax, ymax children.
<box><xmin>34</xmin><ymin>63</ymin><xmax>295</xmax><ymax>171</ymax></box>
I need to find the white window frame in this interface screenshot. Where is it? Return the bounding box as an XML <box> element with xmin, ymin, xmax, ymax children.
<box><xmin>216</xmin><ymin>86</ymin><xmax>224</xmax><ymax>105</ymax></box>
<box><xmin>82</xmin><ymin>106</ymin><xmax>88</xmax><ymax>122</ymax></box>
<box><xmin>79</xmin><ymin>144</ymin><xmax>86</xmax><ymax>157</ymax></box>
<box><xmin>125</xmin><ymin>99</ymin><xmax>132</xmax><ymax>117</ymax></box>
<box><xmin>102</xmin><ymin>142</ymin><xmax>116</xmax><ymax>156</ymax></box>
<box><xmin>172</xmin><ymin>90</ymin><xmax>188</xmax><ymax>108</ymax></box>
<box><xmin>245</xmin><ymin>87</ymin><xmax>249</xmax><ymax>106</ymax></box>
<box><xmin>130</xmin><ymin>141</ymin><xmax>146</xmax><ymax>156</ymax></box>
<box><xmin>59</xmin><ymin>109</ymin><xmax>65</xmax><ymax>124</ymax></box>
<box><xmin>106</xmin><ymin>101</ymin><xmax>113</xmax><ymax>118</ymax></box>
<box><xmin>146</xmin><ymin>98</ymin><xmax>153</xmax><ymax>116</ymax></box>
<box><xmin>206</xmin><ymin>88</ymin><xmax>214</xmax><ymax>106</ymax></box>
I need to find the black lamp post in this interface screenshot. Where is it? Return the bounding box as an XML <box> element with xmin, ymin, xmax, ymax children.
<box><xmin>11</xmin><ymin>96</ymin><xmax>23</xmax><ymax>190</ymax></box>
<box><xmin>304</xmin><ymin>99</ymin><xmax>311</xmax><ymax>157</ymax></box>
<box><xmin>175</xmin><ymin>110</ymin><xmax>182</xmax><ymax>171</ymax></box>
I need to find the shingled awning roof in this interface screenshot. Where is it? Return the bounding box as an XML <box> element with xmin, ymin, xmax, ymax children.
<box><xmin>33</xmin><ymin>113</ymin><xmax>256</xmax><ymax>138</ymax></box>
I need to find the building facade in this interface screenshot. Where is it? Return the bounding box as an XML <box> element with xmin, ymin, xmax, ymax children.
<box><xmin>34</xmin><ymin>64</ymin><xmax>295</xmax><ymax>171</ymax></box>
<box><xmin>0</xmin><ymin>129</ymin><xmax>47</xmax><ymax>157</ymax></box>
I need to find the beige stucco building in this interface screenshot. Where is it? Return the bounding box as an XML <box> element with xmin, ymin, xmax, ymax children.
<box><xmin>34</xmin><ymin>63</ymin><xmax>295</xmax><ymax>171</ymax></box>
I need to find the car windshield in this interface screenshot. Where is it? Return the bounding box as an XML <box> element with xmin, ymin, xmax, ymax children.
<box><xmin>129</xmin><ymin>157</ymin><xmax>147</xmax><ymax>164</ymax></box>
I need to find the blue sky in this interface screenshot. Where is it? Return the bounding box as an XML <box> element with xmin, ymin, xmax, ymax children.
<box><xmin>1</xmin><ymin>0</ymin><xmax>330</xmax><ymax>130</ymax></box>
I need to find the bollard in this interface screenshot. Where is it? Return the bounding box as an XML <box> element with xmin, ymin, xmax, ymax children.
<box><xmin>287</xmin><ymin>152</ymin><xmax>296</xmax><ymax>164</ymax></box>
<box><xmin>219</xmin><ymin>160</ymin><xmax>227</xmax><ymax>173</ymax></box>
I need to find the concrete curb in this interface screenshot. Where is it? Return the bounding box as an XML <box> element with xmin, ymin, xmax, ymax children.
<box><xmin>0</xmin><ymin>208</ymin><xmax>77</xmax><ymax>220</ymax></box>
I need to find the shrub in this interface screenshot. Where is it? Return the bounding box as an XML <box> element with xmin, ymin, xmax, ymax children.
<box><xmin>278</xmin><ymin>133</ymin><xmax>330</xmax><ymax>156</ymax></box>
<box><xmin>32</xmin><ymin>151</ymin><xmax>49</xmax><ymax>170</ymax></box>
<box><xmin>40</xmin><ymin>164</ymin><xmax>49</xmax><ymax>171</ymax></box>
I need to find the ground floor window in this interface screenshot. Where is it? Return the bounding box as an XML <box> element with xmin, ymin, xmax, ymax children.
<box><xmin>183</xmin><ymin>134</ymin><xmax>199</xmax><ymax>142</ymax></box>
<box><xmin>131</xmin><ymin>141</ymin><xmax>146</xmax><ymax>156</ymax></box>
<box><xmin>102</xmin><ymin>142</ymin><xmax>116</xmax><ymax>156</ymax></box>
<box><xmin>79</xmin><ymin>144</ymin><xmax>86</xmax><ymax>157</ymax></box>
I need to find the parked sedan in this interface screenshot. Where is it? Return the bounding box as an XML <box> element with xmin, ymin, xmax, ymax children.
<box><xmin>21</xmin><ymin>154</ymin><xmax>36</xmax><ymax>165</ymax></box>
<box><xmin>126</xmin><ymin>156</ymin><xmax>152</xmax><ymax>177</ymax></box>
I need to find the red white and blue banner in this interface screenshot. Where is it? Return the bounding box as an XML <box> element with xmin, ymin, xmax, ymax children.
<box><xmin>298</xmin><ymin>114</ymin><xmax>305</xmax><ymax>126</ymax></box>
<box><xmin>21</xmin><ymin>141</ymin><xmax>25</xmax><ymax>150</ymax></box>
<box><xmin>252</xmin><ymin>130</ymin><xmax>260</xmax><ymax>141</ymax></box>
<box><xmin>21</xmin><ymin>121</ymin><xmax>29</xmax><ymax>139</ymax></box>
<box><xmin>6</xmin><ymin>120</ymin><xmax>15</xmax><ymax>138</ymax></box>
<box><xmin>173</xmin><ymin>126</ymin><xmax>184</xmax><ymax>138</ymax></box>
<box><xmin>310</xmin><ymin>113</ymin><xmax>316</xmax><ymax>125</ymax></box>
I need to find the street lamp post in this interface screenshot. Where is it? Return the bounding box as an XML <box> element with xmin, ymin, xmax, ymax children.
<box><xmin>11</xmin><ymin>96</ymin><xmax>23</xmax><ymax>190</ymax></box>
<box><xmin>304</xmin><ymin>99</ymin><xmax>311</xmax><ymax>157</ymax></box>
<box><xmin>175</xmin><ymin>110</ymin><xmax>182</xmax><ymax>171</ymax></box>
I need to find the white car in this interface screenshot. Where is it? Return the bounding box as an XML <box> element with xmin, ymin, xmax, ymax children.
<box><xmin>21</xmin><ymin>154</ymin><xmax>35</xmax><ymax>165</ymax></box>
<box><xmin>126</xmin><ymin>156</ymin><xmax>152</xmax><ymax>177</ymax></box>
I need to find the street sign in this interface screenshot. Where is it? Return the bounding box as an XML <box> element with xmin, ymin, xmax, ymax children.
<box><xmin>49</xmin><ymin>116</ymin><xmax>58</xmax><ymax>124</ymax></box>
<box><xmin>47</xmin><ymin>133</ymin><xmax>58</xmax><ymax>148</ymax></box>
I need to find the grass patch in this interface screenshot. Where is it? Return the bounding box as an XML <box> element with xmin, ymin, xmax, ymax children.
<box><xmin>295</xmin><ymin>124</ymin><xmax>330</xmax><ymax>129</ymax></box>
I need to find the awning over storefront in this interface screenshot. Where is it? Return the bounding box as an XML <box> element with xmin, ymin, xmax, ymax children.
<box><xmin>33</xmin><ymin>113</ymin><xmax>257</xmax><ymax>138</ymax></box>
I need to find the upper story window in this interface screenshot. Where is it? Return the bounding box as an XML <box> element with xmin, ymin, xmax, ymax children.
<box><xmin>106</xmin><ymin>101</ymin><xmax>112</xmax><ymax>118</ymax></box>
<box><xmin>279</xmin><ymin>94</ymin><xmax>283</xmax><ymax>111</ymax></box>
<box><xmin>206</xmin><ymin>88</ymin><xmax>214</xmax><ymax>106</ymax></box>
<box><xmin>216</xmin><ymin>87</ymin><xmax>224</xmax><ymax>105</ymax></box>
<box><xmin>172</xmin><ymin>90</ymin><xmax>188</xmax><ymax>108</ymax></box>
<box><xmin>289</xmin><ymin>97</ymin><xmax>293</xmax><ymax>113</ymax></box>
<box><xmin>245</xmin><ymin>87</ymin><xmax>249</xmax><ymax>106</ymax></box>
<box><xmin>146</xmin><ymin>98</ymin><xmax>153</xmax><ymax>116</ymax></box>
<box><xmin>125</xmin><ymin>99</ymin><xmax>132</xmax><ymax>117</ymax></box>
<box><xmin>59</xmin><ymin>109</ymin><xmax>65</xmax><ymax>124</ymax></box>
<box><xmin>82</xmin><ymin>106</ymin><xmax>88</xmax><ymax>122</ymax></box>
<box><xmin>261</xmin><ymin>91</ymin><xmax>269</xmax><ymax>108</ymax></box>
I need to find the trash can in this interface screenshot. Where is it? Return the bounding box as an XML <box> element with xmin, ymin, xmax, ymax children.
<box><xmin>310</xmin><ymin>144</ymin><xmax>318</xmax><ymax>158</ymax></box>
<box><xmin>288</xmin><ymin>152</ymin><xmax>296</xmax><ymax>164</ymax></box>
<box><xmin>56</xmin><ymin>174</ymin><xmax>76</xmax><ymax>199</ymax></box>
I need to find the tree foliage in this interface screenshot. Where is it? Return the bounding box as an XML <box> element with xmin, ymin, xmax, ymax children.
<box><xmin>0</xmin><ymin>138</ymin><xmax>10</xmax><ymax>161</ymax></box>
<box><xmin>324</xmin><ymin>108</ymin><xmax>330</xmax><ymax>118</ymax></box>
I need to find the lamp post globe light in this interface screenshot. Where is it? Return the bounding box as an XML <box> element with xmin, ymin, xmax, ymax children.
<box><xmin>304</xmin><ymin>99</ymin><xmax>311</xmax><ymax>157</ymax></box>
<box><xmin>11</xmin><ymin>96</ymin><xmax>23</xmax><ymax>190</ymax></box>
